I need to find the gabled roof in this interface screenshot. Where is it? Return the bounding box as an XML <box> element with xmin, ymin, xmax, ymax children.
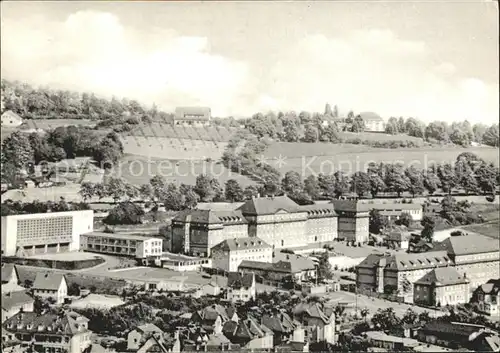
<box><xmin>195</xmin><ymin>304</ymin><xmax>229</xmax><ymax>323</ymax></box>
<box><xmin>273</xmin><ymin>251</ymin><xmax>316</xmax><ymax>272</ymax></box>
<box><xmin>212</xmin><ymin>237</ymin><xmax>271</xmax><ymax>252</ymax></box>
<box><xmin>174</xmin><ymin>107</ymin><xmax>211</xmax><ymax>120</ymax></box>
<box><xmin>172</xmin><ymin>209</ymin><xmax>247</xmax><ymax>225</ymax></box>
<box><xmin>234</xmin><ymin>316</ymin><xmax>273</xmax><ymax>340</ymax></box>
<box><xmin>1</xmin><ymin>264</ymin><xmax>17</xmax><ymax>283</ymax></box>
<box><xmin>206</xmin><ymin>333</ymin><xmax>231</xmax><ymax>346</ymax></box>
<box><xmin>261</xmin><ymin>312</ymin><xmax>295</xmax><ymax>333</ymax></box>
<box><xmin>359</xmin><ymin>112</ymin><xmax>384</xmax><ymax>122</ymax></box>
<box><xmin>227</xmin><ymin>272</ymin><xmax>254</xmax><ymax>289</ymax></box>
<box><xmin>432</xmin><ymin>233</ymin><xmax>499</xmax><ymax>256</ymax></box>
<box><xmin>238</xmin><ymin>196</ymin><xmax>302</xmax><ymax>216</ymax></box>
<box><xmin>299</xmin><ymin>204</ymin><xmax>337</xmax><ymax>218</ymax></box>
<box><xmin>33</xmin><ymin>273</ymin><xmax>66</xmax><ymax>291</ymax></box>
<box><xmin>1</xmin><ymin>110</ymin><xmax>22</xmax><ymax>121</ymax></box>
<box><xmin>136</xmin><ymin>323</ymin><xmax>163</xmax><ymax>334</ymax></box>
<box><xmin>414</xmin><ymin>267</ymin><xmax>468</xmax><ymax>286</ymax></box>
<box><xmin>357</xmin><ymin>251</ymin><xmax>452</xmax><ymax>271</ymax></box>
<box><xmin>293</xmin><ymin>302</ymin><xmax>332</xmax><ymax>324</ymax></box>
<box><xmin>476</xmin><ymin>279</ymin><xmax>500</xmax><ymax>295</ymax></box>
<box><xmin>1</xmin><ymin>291</ymin><xmax>34</xmax><ymax>311</ymax></box>
<box><xmin>3</xmin><ymin>311</ymin><xmax>89</xmax><ymax>335</ymax></box>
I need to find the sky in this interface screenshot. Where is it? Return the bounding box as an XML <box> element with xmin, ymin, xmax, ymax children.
<box><xmin>1</xmin><ymin>1</ymin><xmax>499</xmax><ymax>123</ymax></box>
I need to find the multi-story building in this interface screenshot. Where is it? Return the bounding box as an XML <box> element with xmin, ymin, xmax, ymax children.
<box><xmin>32</xmin><ymin>273</ymin><xmax>68</xmax><ymax>305</ymax></box>
<box><xmin>238</xmin><ymin>196</ymin><xmax>309</xmax><ymax>249</ymax></box>
<box><xmin>171</xmin><ymin>209</ymin><xmax>248</xmax><ymax>257</ymax></box>
<box><xmin>356</xmin><ymin>232</ymin><xmax>499</xmax><ymax>303</ymax></box>
<box><xmin>292</xmin><ymin>302</ymin><xmax>336</xmax><ymax>344</ymax></box>
<box><xmin>80</xmin><ymin>232</ymin><xmax>163</xmax><ymax>259</ymax></box>
<box><xmin>1</xmin><ymin>210</ymin><xmax>94</xmax><ymax>257</ymax></box>
<box><xmin>211</xmin><ymin>237</ymin><xmax>272</xmax><ymax>272</ymax></box>
<box><xmin>174</xmin><ymin>107</ymin><xmax>211</xmax><ymax>126</ymax></box>
<box><xmin>413</xmin><ymin>267</ymin><xmax>470</xmax><ymax>307</ymax></box>
<box><xmin>226</xmin><ymin>272</ymin><xmax>256</xmax><ymax>303</ymax></box>
<box><xmin>1</xmin><ymin>291</ymin><xmax>34</xmax><ymax>323</ymax></box>
<box><xmin>471</xmin><ymin>279</ymin><xmax>500</xmax><ymax>317</ymax></box>
<box><xmin>300</xmin><ymin>204</ymin><xmax>338</xmax><ymax>245</ymax></box>
<box><xmin>332</xmin><ymin>200</ymin><xmax>370</xmax><ymax>243</ymax></box>
<box><xmin>2</xmin><ymin>311</ymin><xmax>92</xmax><ymax>353</ymax></box>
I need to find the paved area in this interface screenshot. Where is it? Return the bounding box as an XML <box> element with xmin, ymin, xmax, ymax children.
<box><xmin>27</xmin><ymin>251</ymin><xmax>101</xmax><ymax>261</ymax></box>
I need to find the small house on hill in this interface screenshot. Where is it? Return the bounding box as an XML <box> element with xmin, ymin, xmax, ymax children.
<box><xmin>32</xmin><ymin>273</ymin><xmax>67</xmax><ymax>305</ymax></box>
<box><xmin>1</xmin><ymin>111</ymin><xmax>23</xmax><ymax>127</ymax></box>
<box><xmin>359</xmin><ymin>112</ymin><xmax>385</xmax><ymax>132</ymax></box>
<box><xmin>174</xmin><ymin>107</ymin><xmax>211</xmax><ymax>126</ymax></box>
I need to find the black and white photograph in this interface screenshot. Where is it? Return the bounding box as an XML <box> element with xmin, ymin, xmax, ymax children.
<box><xmin>1</xmin><ymin>1</ymin><xmax>499</xmax><ymax>352</ymax></box>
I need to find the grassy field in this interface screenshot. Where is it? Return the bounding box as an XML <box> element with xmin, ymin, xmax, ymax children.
<box><xmin>21</xmin><ymin>119</ymin><xmax>97</xmax><ymax>130</ymax></box>
<box><xmin>339</xmin><ymin>131</ymin><xmax>425</xmax><ymax>143</ymax></box>
<box><xmin>461</xmin><ymin>219</ymin><xmax>499</xmax><ymax>239</ymax></box>
<box><xmin>264</xmin><ymin>143</ymin><xmax>499</xmax><ymax>176</ymax></box>
<box><xmin>112</xmin><ymin>154</ymin><xmax>256</xmax><ymax>187</ymax></box>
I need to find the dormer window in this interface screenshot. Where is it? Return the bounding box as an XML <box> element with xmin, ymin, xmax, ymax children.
<box><xmin>38</xmin><ymin>325</ymin><xmax>44</xmax><ymax>331</ymax></box>
<box><xmin>27</xmin><ymin>324</ymin><xmax>33</xmax><ymax>330</ymax></box>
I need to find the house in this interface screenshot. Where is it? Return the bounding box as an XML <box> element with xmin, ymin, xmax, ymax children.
<box><xmin>417</xmin><ymin>320</ymin><xmax>490</xmax><ymax>349</ymax></box>
<box><xmin>1</xmin><ymin>111</ymin><xmax>23</xmax><ymax>128</ymax></box>
<box><xmin>261</xmin><ymin>311</ymin><xmax>297</xmax><ymax>345</ymax></box>
<box><xmin>292</xmin><ymin>302</ymin><xmax>336</xmax><ymax>344</ymax></box>
<box><xmin>32</xmin><ymin>273</ymin><xmax>68</xmax><ymax>304</ymax></box>
<box><xmin>386</xmin><ymin>229</ymin><xmax>411</xmax><ymax>250</ymax></box>
<box><xmin>174</xmin><ymin>107</ymin><xmax>211</xmax><ymax>126</ymax></box>
<box><xmin>127</xmin><ymin>323</ymin><xmax>163</xmax><ymax>351</ymax></box>
<box><xmin>211</xmin><ymin>237</ymin><xmax>272</xmax><ymax>272</ymax></box>
<box><xmin>1</xmin><ymin>264</ymin><xmax>19</xmax><ymax>286</ymax></box>
<box><xmin>1</xmin><ymin>291</ymin><xmax>34</xmax><ymax>323</ymax></box>
<box><xmin>191</xmin><ymin>304</ymin><xmax>232</xmax><ymax>333</ymax></box>
<box><xmin>136</xmin><ymin>331</ymin><xmax>181</xmax><ymax>353</ymax></box>
<box><xmin>471</xmin><ymin>279</ymin><xmax>500</xmax><ymax>317</ymax></box>
<box><xmin>274</xmin><ymin>324</ymin><xmax>309</xmax><ymax>353</ymax></box>
<box><xmin>413</xmin><ymin>267</ymin><xmax>470</xmax><ymax>307</ymax></box>
<box><xmin>364</xmin><ymin>331</ymin><xmax>419</xmax><ymax>350</ymax></box>
<box><xmin>229</xmin><ymin>315</ymin><xmax>274</xmax><ymax>350</ymax></box>
<box><xmin>358</xmin><ymin>112</ymin><xmax>385</xmax><ymax>132</ymax></box>
<box><xmin>226</xmin><ymin>272</ymin><xmax>256</xmax><ymax>303</ymax></box>
<box><xmin>2</xmin><ymin>310</ymin><xmax>92</xmax><ymax>353</ymax></box>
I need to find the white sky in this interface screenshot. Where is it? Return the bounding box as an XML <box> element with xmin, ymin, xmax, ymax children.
<box><xmin>1</xmin><ymin>1</ymin><xmax>498</xmax><ymax>123</ymax></box>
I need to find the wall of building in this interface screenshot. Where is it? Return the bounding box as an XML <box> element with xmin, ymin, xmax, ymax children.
<box><xmin>251</xmin><ymin>213</ymin><xmax>308</xmax><ymax>249</ymax></box>
<box><xmin>454</xmin><ymin>255</ymin><xmax>500</xmax><ymax>292</ymax></box>
<box><xmin>1</xmin><ymin>210</ymin><xmax>93</xmax><ymax>257</ymax></box>
<box><xmin>228</xmin><ymin>247</ymin><xmax>273</xmax><ymax>272</ymax></box>
<box><xmin>337</xmin><ymin>215</ymin><xmax>369</xmax><ymax>243</ymax></box>
<box><xmin>305</xmin><ymin>217</ymin><xmax>338</xmax><ymax>244</ymax></box>
<box><xmin>244</xmin><ymin>335</ymin><xmax>274</xmax><ymax>350</ymax></box>
<box><xmin>434</xmin><ymin>283</ymin><xmax>469</xmax><ymax>306</ymax></box>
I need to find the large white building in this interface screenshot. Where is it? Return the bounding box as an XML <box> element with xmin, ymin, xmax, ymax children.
<box><xmin>211</xmin><ymin>237</ymin><xmax>273</xmax><ymax>272</ymax></box>
<box><xmin>1</xmin><ymin>210</ymin><xmax>94</xmax><ymax>257</ymax></box>
<box><xmin>80</xmin><ymin>232</ymin><xmax>163</xmax><ymax>259</ymax></box>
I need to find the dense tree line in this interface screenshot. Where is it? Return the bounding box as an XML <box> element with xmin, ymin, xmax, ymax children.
<box><xmin>0</xmin><ymin>198</ymin><xmax>89</xmax><ymax>216</ymax></box>
<box><xmin>1</xmin><ymin>127</ymin><xmax>124</xmax><ymax>184</ymax></box>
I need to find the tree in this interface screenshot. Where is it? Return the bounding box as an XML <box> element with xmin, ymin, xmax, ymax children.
<box><xmin>405</xmin><ymin>166</ymin><xmax>425</xmax><ymax>197</ymax></box>
<box><xmin>455</xmin><ymin>161</ymin><xmax>480</xmax><ymax>195</ymax></box>
<box><xmin>368</xmin><ymin>173</ymin><xmax>386</xmax><ymax>198</ymax></box>
<box><xmin>184</xmin><ymin>189</ymin><xmax>199</xmax><ymax>209</ymax></box>
<box><xmin>79</xmin><ymin>182</ymin><xmax>95</xmax><ymax>202</ymax></box>
<box><xmin>476</xmin><ymin>162</ymin><xmax>498</xmax><ymax>195</ymax></box>
<box><xmin>105</xmin><ymin>177</ymin><xmax>127</xmax><ymax>203</ymax></box>
<box><xmin>263</xmin><ymin>174</ymin><xmax>282</xmax><ymax>196</ymax></box>
<box><xmin>385</xmin><ymin>117</ymin><xmax>399</xmax><ymax>135</ymax></box>
<box><xmin>284</xmin><ymin>123</ymin><xmax>300</xmax><ymax>142</ymax></box>
<box><xmin>317</xmin><ymin>252</ymin><xmax>333</xmax><ymax>280</ymax></box>
<box><xmin>163</xmin><ymin>184</ymin><xmax>185</xmax><ymax>211</ymax></box>
<box><xmin>333</xmin><ymin>171</ymin><xmax>351</xmax><ymax>198</ymax></box>
<box><xmin>68</xmin><ymin>282</ymin><xmax>81</xmax><ymax>296</ymax></box>
<box><xmin>304</xmin><ymin>175</ymin><xmax>321</xmax><ymax>200</ymax></box>
<box><xmin>225</xmin><ymin>179</ymin><xmax>244</xmax><ymax>202</ymax></box>
<box><xmin>369</xmin><ymin>209</ymin><xmax>388</xmax><ymax>234</ymax></box>
<box><xmin>397</xmin><ymin>212</ymin><xmax>412</xmax><ymax>227</ymax></box>
<box><xmin>372</xmin><ymin>308</ymin><xmax>401</xmax><ymax>331</ymax></box>
<box><xmin>351</xmin><ymin>115</ymin><xmax>365</xmax><ymax>133</ymax></box>
<box><xmin>104</xmin><ymin>202</ymin><xmax>145</xmax><ymax>225</ymax></box>
<box><xmin>420</xmin><ymin>215</ymin><xmax>436</xmax><ymax>242</ymax></box>
<box><xmin>92</xmin><ymin>138</ymin><xmax>122</xmax><ymax>168</ymax></box>
<box><xmin>149</xmin><ymin>175</ymin><xmax>167</xmax><ymax>202</ymax></box>
<box><xmin>423</xmin><ymin>171</ymin><xmax>441</xmax><ymax>195</ymax></box>
<box><xmin>139</xmin><ymin>184</ymin><xmax>154</xmax><ymax>202</ymax></box>
<box><xmin>318</xmin><ymin>173</ymin><xmax>337</xmax><ymax>198</ymax></box>
<box><xmin>243</xmin><ymin>185</ymin><xmax>260</xmax><ymax>199</ymax></box>
<box><xmin>282</xmin><ymin>171</ymin><xmax>304</xmax><ymax>195</ymax></box>
<box><xmin>437</xmin><ymin>163</ymin><xmax>458</xmax><ymax>194</ymax></box>
<box><xmin>472</xmin><ymin>123</ymin><xmax>488</xmax><ymax>143</ymax></box>
<box><xmin>385</xmin><ymin>164</ymin><xmax>410</xmax><ymax>197</ymax></box>
<box><xmin>425</xmin><ymin>121</ymin><xmax>449</xmax><ymax>142</ymax></box>
<box><xmin>351</xmin><ymin>171</ymin><xmax>371</xmax><ymax>197</ymax></box>
<box><xmin>450</xmin><ymin>129</ymin><xmax>470</xmax><ymax>146</ymax></box>
<box><xmin>482</xmin><ymin>124</ymin><xmax>499</xmax><ymax>147</ymax></box>
<box><xmin>1</xmin><ymin>131</ymin><xmax>34</xmax><ymax>172</ymax></box>
<box><xmin>194</xmin><ymin>174</ymin><xmax>218</xmax><ymax>202</ymax></box>
<box><xmin>303</xmin><ymin>124</ymin><xmax>318</xmax><ymax>143</ymax></box>
<box><xmin>402</xmin><ymin>308</ymin><xmax>418</xmax><ymax>325</ymax></box>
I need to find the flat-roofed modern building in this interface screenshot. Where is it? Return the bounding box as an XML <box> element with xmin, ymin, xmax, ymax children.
<box><xmin>360</xmin><ymin>201</ymin><xmax>423</xmax><ymax>221</ymax></box>
<box><xmin>1</xmin><ymin>210</ymin><xmax>94</xmax><ymax>257</ymax></box>
<box><xmin>80</xmin><ymin>232</ymin><xmax>163</xmax><ymax>259</ymax></box>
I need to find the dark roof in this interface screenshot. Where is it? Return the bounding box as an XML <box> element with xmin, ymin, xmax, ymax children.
<box><xmin>222</xmin><ymin>320</ymin><xmax>238</xmax><ymax>336</ymax></box>
<box><xmin>172</xmin><ymin>209</ymin><xmax>247</xmax><ymax>225</ymax></box>
<box><xmin>332</xmin><ymin>200</ymin><xmax>370</xmax><ymax>213</ymax></box>
<box><xmin>293</xmin><ymin>302</ymin><xmax>332</xmax><ymax>324</ymax></box>
<box><xmin>136</xmin><ymin>323</ymin><xmax>163</xmax><ymax>334</ymax></box>
<box><xmin>414</xmin><ymin>267</ymin><xmax>469</xmax><ymax>286</ymax></box>
<box><xmin>174</xmin><ymin>107</ymin><xmax>211</xmax><ymax>121</ymax></box>
<box><xmin>234</xmin><ymin>316</ymin><xmax>273</xmax><ymax>340</ymax></box>
<box><xmin>1</xmin><ymin>264</ymin><xmax>17</xmax><ymax>283</ymax></box>
<box><xmin>359</xmin><ymin>112</ymin><xmax>384</xmax><ymax>122</ymax></box>
<box><xmin>227</xmin><ymin>272</ymin><xmax>254</xmax><ymax>289</ymax></box>
<box><xmin>261</xmin><ymin>313</ymin><xmax>295</xmax><ymax>333</ymax></box>
<box><xmin>33</xmin><ymin>273</ymin><xmax>66</xmax><ymax>291</ymax></box>
<box><xmin>421</xmin><ymin>320</ymin><xmax>485</xmax><ymax>338</ymax></box>
<box><xmin>238</xmin><ymin>196</ymin><xmax>302</xmax><ymax>216</ymax></box>
<box><xmin>239</xmin><ymin>260</ymin><xmax>274</xmax><ymax>271</ymax></box>
<box><xmin>387</xmin><ymin>230</ymin><xmax>411</xmax><ymax>242</ymax></box>
<box><xmin>357</xmin><ymin>251</ymin><xmax>452</xmax><ymax>271</ymax></box>
<box><xmin>194</xmin><ymin>304</ymin><xmax>229</xmax><ymax>323</ymax></box>
<box><xmin>212</xmin><ymin>237</ymin><xmax>271</xmax><ymax>252</ymax></box>
<box><xmin>361</xmin><ymin>201</ymin><xmax>422</xmax><ymax>211</ymax></box>
<box><xmin>3</xmin><ymin>311</ymin><xmax>89</xmax><ymax>335</ymax></box>
<box><xmin>432</xmin><ymin>233</ymin><xmax>499</xmax><ymax>256</ymax></box>
<box><xmin>476</xmin><ymin>279</ymin><xmax>500</xmax><ymax>295</ymax></box>
<box><xmin>1</xmin><ymin>291</ymin><xmax>34</xmax><ymax>311</ymax></box>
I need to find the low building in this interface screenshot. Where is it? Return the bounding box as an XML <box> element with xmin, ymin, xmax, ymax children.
<box><xmin>1</xmin><ymin>210</ymin><xmax>94</xmax><ymax>257</ymax></box>
<box><xmin>2</xmin><ymin>311</ymin><xmax>92</xmax><ymax>353</ymax></box>
<box><xmin>358</xmin><ymin>112</ymin><xmax>385</xmax><ymax>132</ymax></box>
<box><xmin>471</xmin><ymin>279</ymin><xmax>500</xmax><ymax>317</ymax></box>
<box><xmin>226</xmin><ymin>272</ymin><xmax>256</xmax><ymax>303</ymax></box>
<box><xmin>261</xmin><ymin>312</ymin><xmax>297</xmax><ymax>346</ymax></box>
<box><xmin>1</xmin><ymin>110</ymin><xmax>23</xmax><ymax>128</ymax></box>
<box><xmin>413</xmin><ymin>267</ymin><xmax>470</xmax><ymax>307</ymax></box>
<box><xmin>32</xmin><ymin>273</ymin><xmax>68</xmax><ymax>305</ymax></box>
<box><xmin>364</xmin><ymin>331</ymin><xmax>419</xmax><ymax>351</ymax></box>
<box><xmin>174</xmin><ymin>107</ymin><xmax>211</xmax><ymax>126</ymax></box>
<box><xmin>211</xmin><ymin>237</ymin><xmax>272</xmax><ymax>272</ymax></box>
<box><xmin>1</xmin><ymin>291</ymin><xmax>34</xmax><ymax>323</ymax></box>
<box><xmin>127</xmin><ymin>323</ymin><xmax>163</xmax><ymax>351</ymax></box>
<box><xmin>154</xmin><ymin>253</ymin><xmax>211</xmax><ymax>272</ymax></box>
<box><xmin>238</xmin><ymin>257</ymin><xmax>316</xmax><ymax>286</ymax></box>
<box><xmin>361</xmin><ymin>201</ymin><xmax>423</xmax><ymax>222</ymax></box>
<box><xmin>386</xmin><ymin>229</ymin><xmax>411</xmax><ymax>250</ymax></box>
<box><xmin>292</xmin><ymin>302</ymin><xmax>336</xmax><ymax>344</ymax></box>
<box><xmin>80</xmin><ymin>232</ymin><xmax>163</xmax><ymax>259</ymax></box>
